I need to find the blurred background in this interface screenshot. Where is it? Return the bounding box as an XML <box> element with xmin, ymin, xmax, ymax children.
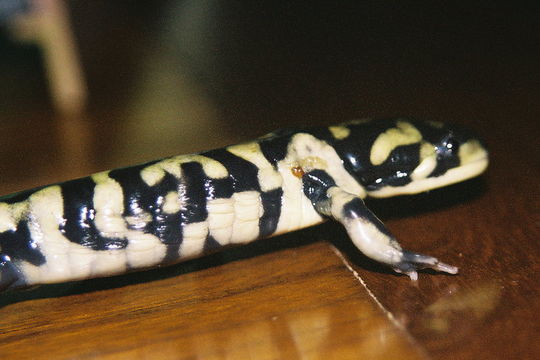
<box><xmin>0</xmin><ymin>0</ymin><xmax>538</xmax><ymax>193</ymax></box>
<box><xmin>0</xmin><ymin>2</ymin><xmax>539</xmax><ymax>358</ymax></box>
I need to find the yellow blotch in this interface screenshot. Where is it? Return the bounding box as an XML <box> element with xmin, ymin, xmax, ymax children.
<box><xmin>420</xmin><ymin>141</ymin><xmax>436</xmax><ymax>161</ymax></box>
<box><xmin>227</xmin><ymin>142</ymin><xmax>262</xmax><ymax>161</ymax></box>
<box><xmin>141</xmin><ymin>166</ymin><xmax>166</xmax><ymax>187</ymax></box>
<box><xmin>157</xmin><ymin>158</ymin><xmax>183</xmax><ymax>178</ymax></box>
<box><xmin>162</xmin><ymin>191</ymin><xmax>183</xmax><ymax>214</ymax></box>
<box><xmin>141</xmin><ymin>154</ymin><xmax>228</xmax><ymax>187</ymax></box>
<box><xmin>370</xmin><ymin>121</ymin><xmax>422</xmax><ymax>165</ymax></box>
<box><xmin>91</xmin><ymin>172</ymin><xmax>124</xmax><ymax>215</ymax></box>
<box><xmin>185</xmin><ymin>155</ymin><xmax>228</xmax><ymax>179</ymax></box>
<box><xmin>411</xmin><ymin>142</ymin><xmax>438</xmax><ymax>181</ymax></box>
<box><xmin>228</xmin><ymin>142</ymin><xmax>283</xmax><ymax>191</ymax></box>
<box><xmin>328</xmin><ymin>126</ymin><xmax>350</xmax><ymax>140</ymax></box>
<box><xmin>459</xmin><ymin>140</ymin><xmax>488</xmax><ymax>165</ymax></box>
<box><xmin>0</xmin><ymin>201</ymin><xmax>29</xmax><ymax>232</ymax></box>
<box><xmin>92</xmin><ymin>170</ymin><xmax>111</xmax><ymax>184</ymax></box>
<box><xmin>298</xmin><ymin>156</ymin><xmax>327</xmax><ymax>172</ymax></box>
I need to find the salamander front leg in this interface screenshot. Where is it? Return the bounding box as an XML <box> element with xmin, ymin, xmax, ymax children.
<box><xmin>321</xmin><ymin>187</ymin><xmax>458</xmax><ymax>280</ymax></box>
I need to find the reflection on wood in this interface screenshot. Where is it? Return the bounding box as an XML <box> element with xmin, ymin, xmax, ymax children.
<box><xmin>0</xmin><ymin>243</ymin><xmax>423</xmax><ymax>359</ymax></box>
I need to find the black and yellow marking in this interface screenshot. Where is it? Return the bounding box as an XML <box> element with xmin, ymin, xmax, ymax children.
<box><xmin>0</xmin><ymin>118</ymin><xmax>488</xmax><ymax>291</ymax></box>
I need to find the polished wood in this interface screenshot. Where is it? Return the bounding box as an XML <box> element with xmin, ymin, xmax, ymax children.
<box><xmin>0</xmin><ymin>241</ymin><xmax>423</xmax><ymax>359</ymax></box>
<box><xmin>0</xmin><ymin>2</ymin><xmax>538</xmax><ymax>359</ymax></box>
<box><xmin>354</xmin><ymin>119</ymin><xmax>540</xmax><ymax>360</ymax></box>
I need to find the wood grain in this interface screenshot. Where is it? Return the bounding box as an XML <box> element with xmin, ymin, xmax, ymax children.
<box><xmin>0</xmin><ymin>2</ymin><xmax>538</xmax><ymax>359</ymax></box>
<box><xmin>0</xmin><ymin>240</ymin><xmax>423</xmax><ymax>359</ymax></box>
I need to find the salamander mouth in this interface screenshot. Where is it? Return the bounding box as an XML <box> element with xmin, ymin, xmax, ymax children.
<box><xmin>367</xmin><ymin>140</ymin><xmax>488</xmax><ymax>198</ymax></box>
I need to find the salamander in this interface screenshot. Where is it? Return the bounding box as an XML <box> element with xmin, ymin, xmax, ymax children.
<box><xmin>0</xmin><ymin>118</ymin><xmax>488</xmax><ymax>292</ymax></box>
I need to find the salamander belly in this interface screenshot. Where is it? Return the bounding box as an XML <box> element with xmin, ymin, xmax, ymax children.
<box><xmin>273</xmin><ymin>160</ymin><xmax>325</xmax><ymax>236</ymax></box>
<box><xmin>0</xmin><ymin>145</ymin><xmax>322</xmax><ymax>289</ymax></box>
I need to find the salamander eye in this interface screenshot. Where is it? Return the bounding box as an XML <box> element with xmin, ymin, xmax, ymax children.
<box><xmin>443</xmin><ymin>137</ymin><xmax>459</xmax><ymax>153</ymax></box>
<box><xmin>438</xmin><ymin>134</ymin><xmax>460</xmax><ymax>155</ymax></box>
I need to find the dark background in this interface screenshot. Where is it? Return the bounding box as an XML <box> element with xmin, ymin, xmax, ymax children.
<box><xmin>0</xmin><ymin>2</ymin><xmax>538</xmax><ymax>359</ymax></box>
<box><xmin>0</xmin><ymin>1</ymin><xmax>538</xmax><ymax>189</ymax></box>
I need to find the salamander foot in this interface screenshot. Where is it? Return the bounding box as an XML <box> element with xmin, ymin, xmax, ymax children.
<box><xmin>393</xmin><ymin>250</ymin><xmax>459</xmax><ymax>281</ymax></box>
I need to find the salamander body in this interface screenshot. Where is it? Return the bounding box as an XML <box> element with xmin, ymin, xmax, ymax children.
<box><xmin>0</xmin><ymin>118</ymin><xmax>488</xmax><ymax>291</ymax></box>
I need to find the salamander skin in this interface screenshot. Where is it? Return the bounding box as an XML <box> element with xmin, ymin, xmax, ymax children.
<box><xmin>0</xmin><ymin>118</ymin><xmax>488</xmax><ymax>292</ymax></box>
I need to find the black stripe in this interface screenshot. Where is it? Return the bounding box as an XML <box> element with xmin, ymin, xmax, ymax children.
<box><xmin>155</xmin><ymin>172</ymin><xmax>184</xmax><ymax>263</ymax></box>
<box><xmin>203</xmin><ymin>148</ymin><xmax>261</xmax><ymax>192</ymax></box>
<box><xmin>330</xmin><ymin>119</ymin><xmax>395</xmax><ymax>174</ymax></box>
<box><xmin>259</xmin><ymin>188</ymin><xmax>283</xmax><ymax>237</ymax></box>
<box><xmin>179</xmin><ymin>162</ymin><xmax>209</xmax><ymax>224</ymax></box>
<box><xmin>203</xmin><ymin>175</ymin><xmax>234</xmax><ymax>200</ymax></box>
<box><xmin>302</xmin><ymin>169</ymin><xmax>336</xmax><ymax>206</ymax></box>
<box><xmin>428</xmin><ymin>134</ymin><xmax>461</xmax><ymax>177</ymax></box>
<box><xmin>203</xmin><ymin>235</ymin><xmax>222</xmax><ymax>253</ymax></box>
<box><xmin>363</xmin><ymin>143</ymin><xmax>420</xmax><ymax>191</ymax></box>
<box><xmin>342</xmin><ymin>198</ymin><xmax>393</xmax><ymax>238</ymax></box>
<box><xmin>110</xmin><ymin>165</ymin><xmax>182</xmax><ymax>243</ymax></box>
<box><xmin>109</xmin><ymin>163</ymin><xmax>184</xmax><ymax>264</ymax></box>
<box><xmin>258</xmin><ymin>129</ymin><xmax>296</xmax><ymax>163</ymax></box>
<box><xmin>0</xmin><ymin>220</ymin><xmax>46</xmax><ymax>266</ymax></box>
<box><xmin>60</xmin><ymin>177</ymin><xmax>128</xmax><ymax>251</ymax></box>
<box><xmin>0</xmin><ymin>254</ymin><xmax>27</xmax><ymax>291</ymax></box>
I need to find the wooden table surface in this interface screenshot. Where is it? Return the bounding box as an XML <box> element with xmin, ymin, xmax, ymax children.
<box><xmin>0</xmin><ymin>2</ymin><xmax>538</xmax><ymax>359</ymax></box>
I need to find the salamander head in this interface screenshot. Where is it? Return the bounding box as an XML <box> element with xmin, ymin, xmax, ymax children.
<box><xmin>329</xmin><ymin>118</ymin><xmax>489</xmax><ymax>197</ymax></box>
